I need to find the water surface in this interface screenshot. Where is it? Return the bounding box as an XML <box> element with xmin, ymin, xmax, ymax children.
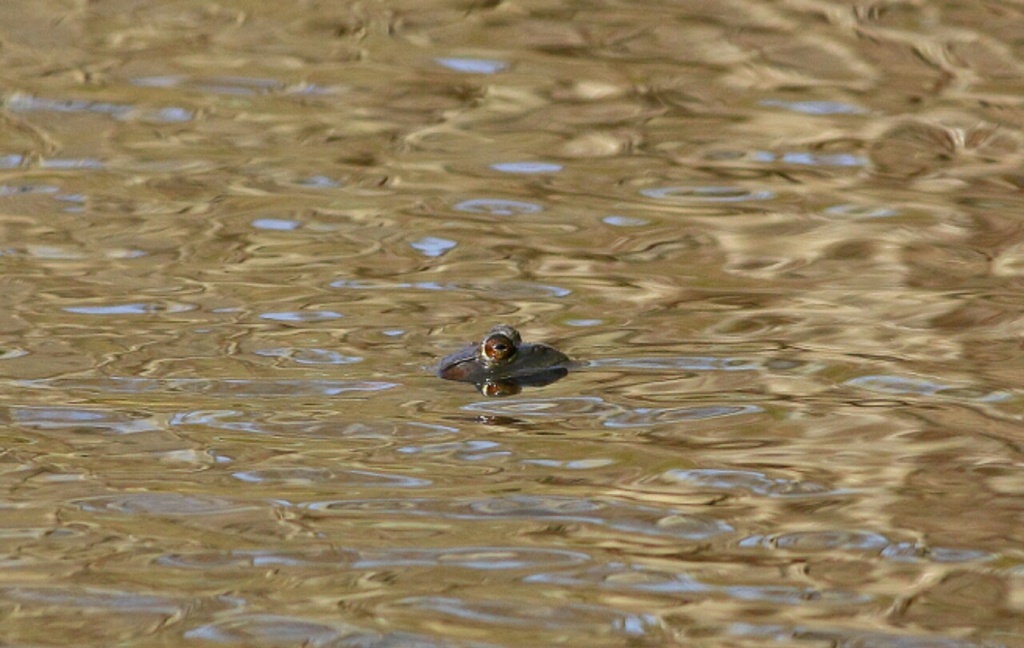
<box><xmin>1</xmin><ymin>1</ymin><xmax>1023</xmax><ymax>646</ymax></box>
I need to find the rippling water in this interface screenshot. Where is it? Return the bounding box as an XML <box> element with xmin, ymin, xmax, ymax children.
<box><xmin>1</xmin><ymin>1</ymin><xmax>1023</xmax><ymax>646</ymax></box>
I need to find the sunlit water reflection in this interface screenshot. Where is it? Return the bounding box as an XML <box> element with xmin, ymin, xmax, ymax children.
<box><xmin>1</xmin><ymin>1</ymin><xmax>1023</xmax><ymax>646</ymax></box>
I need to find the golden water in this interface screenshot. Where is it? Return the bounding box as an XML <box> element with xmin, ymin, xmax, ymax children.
<box><xmin>0</xmin><ymin>1</ymin><xmax>1023</xmax><ymax>645</ymax></box>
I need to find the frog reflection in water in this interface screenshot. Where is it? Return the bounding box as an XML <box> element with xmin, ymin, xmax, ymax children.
<box><xmin>437</xmin><ymin>324</ymin><xmax>574</xmax><ymax>396</ymax></box>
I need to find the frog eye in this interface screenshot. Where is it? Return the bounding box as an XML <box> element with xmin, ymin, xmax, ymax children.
<box><xmin>482</xmin><ymin>333</ymin><xmax>516</xmax><ymax>362</ymax></box>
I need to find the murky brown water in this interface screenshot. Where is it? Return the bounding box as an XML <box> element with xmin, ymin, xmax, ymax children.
<box><xmin>1</xmin><ymin>1</ymin><xmax>1023</xmax><ymax>646</ymax></box>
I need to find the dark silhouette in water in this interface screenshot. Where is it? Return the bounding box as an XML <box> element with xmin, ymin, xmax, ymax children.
<box><xmin>436</xmin><ymin>324</ymin><xmax>574</xmax><ymax>396</ymax></box>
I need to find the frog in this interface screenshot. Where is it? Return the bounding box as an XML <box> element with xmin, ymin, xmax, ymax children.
<box><xmin>436</xmin><ymin>324</ymin><xmax>574</xmax><ymax>396</ymax></box>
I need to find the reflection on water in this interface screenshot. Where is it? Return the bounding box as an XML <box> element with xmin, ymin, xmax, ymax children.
<box><xmin>20</xmin><ymin>377</ymin><xmax>399</xmax><ymax>396</ymax></box>
<box><xmin>1</xmin><ymin>0</ymin><xmax>1023</xmax><ymax>645</ymax></box>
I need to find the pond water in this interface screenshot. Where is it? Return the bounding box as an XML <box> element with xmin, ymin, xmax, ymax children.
<box><xmin>1</xmin><ymin>1</ymin><xmax>1023</xmax><ymax>646</ymax></box>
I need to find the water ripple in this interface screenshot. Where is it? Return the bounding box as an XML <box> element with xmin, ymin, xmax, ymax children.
<box><xmin>309</xmin><ymin>495</ymin><xmax>733</xmax><ymax>541</ymax></box>
<box><xmin>725</xmin><ymin>584</ymin><xmax>872</xmax><ymax>605</ymax></box>
<box><xmin>157</xmin><ymin>550</ymin><xmax>346</xmax><ymax>570</ymax></box>
<box><xmin>0</xmin><ymin>347</ymin><xmax>28</xmax><ymax>360</ymax></box>
<box><xmin>528</xmin><ymin>564</ymin><xmax>871</xmax><ymax>605</ymax></box>
<box><xmin>452</xmin><ymin>198</ymin><xmax>544</xmax><ymax>215</ymax></box>
<box><xmin>169</xmin><ymin>411</ymin><xmax>454</xmax><ymax>439</ymax></box>
<box><xmin>750</xmin><ymin>150</ymin><xmax>866</xmax><ymax>167</ymax></box>
<box><xmin>330</xmin><ymin>278</ymin><xmax>570</xmax><ymax>298</ymax></box>
<box><xmin>255</xmin><ymin>347</ymin><xmax>363</xmax><ymax>365</ymax></box>
<box><xmin>740</xmin><ymin>530</ymin><xmax>995</xmax><ymax>564</ymax></box>
<box><xmin>188</xmin><ymin>615</ymin><xmax>488</xmax><ymax>647</ymax></box>
<box><xmin>409</xmin><ymin>236</ymin><xmax>457</xmax><ymax>257</ymax></box>
<box><xmin>258</xmin><ymin>310</ymin><xmax>343</xmax><ymax>322</ymax></box>
<box><xmin>759</xmin><ymin>98</ymin><xmax>866</xmax><ymax>115</ymax></box>
<box><xmin>159</xmin><ymin>545</ymin><xmax>588</xmax><ymax>572</ymax></box>
<box><xmin>0</xmin><ymin>586</ymin><xmax>182</xmax><ymax>614</ymax></box>
<box><xmin>0</xmin><ymin>183</ymin><xmax>59</xmax><ymax>196</ymax></box>
<box><xmin>824</xmin><ymin>203</ymin><xmax>901</xmax><ymax>219</ymax></box>
<box><xmin>521</xmin><ymin>457</ymin><xmax>616</xmax><ymax>469</ymax></box>
<box><xmin>397</xmin><ymin>439</ymin><xmax>509</xmax><ymax>462</ymax></box>
<box><xmin>193</xmin><ymin>75</ymin><xmax>283</xmax><ymax>95</ymax></box>
<box><xmin>63</xmin><ymin>302</ymin><xmax>197</xmax><ymax>315</ymax></box>
<box><xmin>41</xmin><ymin>158</ymin><xmax>103</xmax><ymax>169</ymax></box>
<box><xmin>389</xmin><ymin>595</ymin><xmax>660</xmax><ymax>636</ymax></box>
<box><xmin>602</xmin><ymin>215</ymin><xmax>650</xmax><ymax>227</ymax></box>
<box><xmin>352</xmin><ymin>546</ymin><xmax>590</xmax><ymax>570</ymax></box>
<box><xmin>7</xmin><ymin>93</ymin><xmax>133</xmax><ymax>117</ymax></box>
<box><xmin>462</xmin><ymin>396</ymin><xmax>613</xmax><ymax>418</ymax></box>
<box><xmin>730</xmin><ymin>623</ymin><xmax>990</xmax><ymax>648</ymax></box>
<box><xmin>845</xmin><ymin>375</ymin><xmax>1012</xmax><ymax>402</ymax></box>
<box><xmin>588</xmin><ymin>355</ymin><xmax>764</xmax><ymax>371</ymax></box>
<box><xmin>251</xmin><ymin>218</ymin><xmax>299</xmax><ymax>230</ymax></box>
<box><xmin>435</xmin><ymin>57</ymin><xmax>508</xmax><ymax>74</ymax></box>
<box><xmin>741</xmin><ymin>530</ymin><xmax>890</xmax><ymax>551</ymax></box>
<box><xmin>527</xmin><ymin>564</ymin><xmax>707</xmax><ymax>594</ymax></box>
<box><xmin>663</xmin><ymin>469</ymin><xmax>844</xmax><ymax>498</ymax></box>
<box><xmin>490</xmin><ymin>161</ymin><xmax>563</xmax><ymax>174</ymax></box>
<box><xmin>640</xmin><ymin>185</ymin><xmax>776</xmax><ymax>203</ymax></box>
<box><xmin>21</xmin><ymin>377</ymin><xmax>397</xmax><ymax>397</ymax></box>
<box><xmin>604</xmin><ymin>405</ymin><xmax>763</xmax><ymax>427</ymax></box>
<box><xmin>232</xmin><ymin>467</ymin><xmax>431</xmax><ymax>488</ymax></box>
<box><xmin>4</xmin><ymin>244</ymin><xmax>145</xmax><ymax>260</ymax></box>
<box><xmin>461</xmin><ymin>397</ymin><xmax>761</xmax><ymax>428</ymax></box>
<box><xmin>184</xmin><ymin>615</ymin><xmax>346</xmax><ymax>645</ymax></box>
<box><xmin>74</xmin><ymin>493</ymin><xmax>261</xmax><ymax>517</ymax></box>
<box><xmin>882</xmin><ymin>543</ymin><xmax>991</xmax><ymax>564</ymax></box>
<box><xmin>10</xmin><ymin>407</ymin><xmax>160</xmax><ymax>435</ymax></box>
